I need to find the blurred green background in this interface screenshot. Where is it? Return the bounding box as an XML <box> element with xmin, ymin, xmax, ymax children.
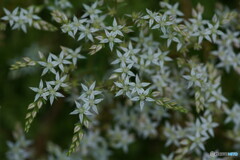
<box><xmin>0</xmin><ymin>0</ymin><xmax>240</xmax><ymax>159</ymax></box>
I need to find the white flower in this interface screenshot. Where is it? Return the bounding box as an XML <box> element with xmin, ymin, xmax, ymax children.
<box><xmin>71</xmin><ymin>16</ymin><xmax>87</xmax><ymax>35</ymax></box>
<box><xmin>161</xmin><ymin>29</ymin><xmax>180</xmax><ymax>48</ymax></box>
<box><xmin>55</xmin><ymin>0</ymin><xmax>72</xmax><ymax>9</ymax></box>
<box><xmin>30</xmin><ymin>80</ymin><xmax>48</xmax><ymax>101</ymax></box>
<box><xmin>1</xmin><ymin>7</ymin><xmax>40</xmax><ymax>33</ymax></box>
<box><xmin>152</xmin><ymin>13</ymin><xmax>172</xmax><ymax>34</ymax></box>
<box><xmin>38</xmin><ymin>54</ymin><xmax>58</xmax><ymax>76</ymax></box>
<box><xmin>12</xmin><ymin>11</ymin><xmax>28</xmax><ymax>33</ymax></box>
<box><xmin>208</xmin><ymin>88</ymin><xmax>227</xmax><ymax>108</ymax></box>
<box><xmin>153</xmin><ymin>49</ymin><xmax>172</xmax><ymax>67</ymax></box>
<box><xmin>114</xmin><ymin>63</ymin><xmax>135</xmax><ymax>77</ymax></box>
<box><xmin>46</xmin><ymin>83</ymin><xmax>64</xmax><ymax>105</ymax></box>
<box><xmin>82</xmin><ymin>2</ymin><xmax>102</xmax><ymax>19</ymax></box>
<box><xmin>161</xmin><ymin>153</ymin><xmax>174</xmax><ymax>160</ymax></box>
<box><xmin>192</xmin><ymin>27</ymin><xmax>211</xmax><ymax>44</ymax></box>
<box><xmin>207</xmin><ymin>22</ymin><xmax>222</xmax><ymax>43</ymax></box>
<box><xmin>220</xmin><ymin>30</ymin><xmax>240</xmax><ymax>46</ymax></box>
<box><xmin>188</xmin><ymin>132</ymin><xmax>208</xmax><ymax>151</ymax></box>
<box><xmin>114</xmin><ymin>76</ymin><xmax>131</xmax><ymax>97</ymax></box>
<box><xmin>142</xmin><ymin>9</ymin><xmax>158</xmax><ymax>27</ymax></box>
<box><xmin>152</xmin><ymin>74</ymin><xmax>168</xmax><ymax>92</ymax></box>
<box><xmin>130</xmin><ymin>88</ymin><xmax>154</xmax><ymax>110</ymax></box>
<box><xmin>111</xmin><ymin>50</ymin><xmax>133</xmax><ymax>65</ymax></box>
<box><xmin>64</xmin><ymin>46</ymin><xmax>85</xmax><ymax>66</ymax></box>
<box><xmin>129</xmin><ymin>75</ymin><xmax>150</xmax><ymax>94</ymax></box>
<box><xmin>136</xmin><ymin>114</ymin><xmax>158</xmax><ymax>138</ymax></box>
<box><xmin>78</xmin><ymin>24</ymin><xmax>98</xmax><ymax>42</ymax></box>
<box><xmin>200</xmin><ymin>115</ymin><xmax>218</xmax><ymax>137</ymax></box>
<box><xmin>120</xmin><ymin>41</ymin><xmax>140</xmax><ymax>63</ymax></box>
<box><xmin>47</xmin><ymin>72</ymin><xmax>68</xmax><ymax>90</ymax></box>
<box><xmin>1</xmin><ymin>8</ymin><xmax>18</xmax><ymax>26</ymax></box>
<box><xmin>108</xmin><ymin>126</ymin><xmax>134</xmax><ymax>152</ymax></box>
<box><xmin>164</xmin><ymin>123</ymin><xmax>180</xmax><ymax>147</ymax></box>
<box><xmin>141</xmin><ymin>48</ymin><xmax>160</xmax><ymax>66</ymax></box>
<box><xmin>183</xmin><ymin>69</ymin><xmax>202</xmax><ymax>89</ymax></box>
<box><xmin>189</xmin><ymin>13</ymin><xmax>208</xmax><ymax>31</ymax></box>
<box><xmin>51</xmin><ymin>52</ymin><xmax>72</xmax><ymax>72</ymax></box>
<box><xmin>79</xmin><ymin>82</ymin><xmax>102</xmax><ymax>99</ymax></box>
<box><xmin>90</xmin><ymin>14</ymin><xmax>106</xmax><ymax>29</ymax></box>
<box><xmin>61</xmin><ymin>23</ymin><xmax>75</xmax><ymax>38</ymax></box>
<box><xmin>70</xmin><ymin>101</ymin><xmax>93</xmax><ymax>123</ymax></box>
<box><xmin>6</xmin><ymin>130</ymin><xmax>33</xmax><ymax>160</ymax></box>
<box><xmin>224</xmin><ymin>103</ymin><xmax>240</xmax><ymax>127</ymax></box>
<box><xmin>21</xmin><ymin>7</ymin><xmax>40</xmax><ymax>25</ymax></box>
<box><xmin>81</xmin><ymin>96</ymin><xmax>103</xmax><ymax>114</ymax></box>
<box><xmin>98</xmin><ymin>30</ymin><xmax>122</xmax><ymax>51</ymax></box>
<box><xmin>106</xmin><ymin>18</ymin><xmax>124</xmax><ymax>36</ymax></box>
<box><xmin>162</xmin><ymin>2</ymin><xmax>183</xmax><ymax>17</ymax></box>
<box><xmin>188</xmin><ymin>119</ymin><xmax>208</xmax><ymax>137</ymax></box>
<box><xmin>135</xmin><ymin>58</ymin><xmax>152</xmax><ymax>74</ymax></box>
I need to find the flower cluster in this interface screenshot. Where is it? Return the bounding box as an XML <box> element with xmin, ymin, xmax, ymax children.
<box><xmin>163</xmin><ymin>111</ymin><xmax>218</xmax><ymax>157</ymax></box>
<box><xmin>2</xmin><ymin>7</ymin><xmax>56</xmax><ymax>32</ymax></box>
<box><xmin>6</xmin><ymin>126</ymin><xmax>33</xmax><ymax>160</ymax></box>
<box><xmin>70</xmin><ymin>82</ymin><xmax>103</xmax><ymax>123</ymax></box>
<box><xmin>3</xmin><ymin>0</ymin><xmax>240</xmax><ymax>159</ymax></box>
<box><xmin>108</xmin><ymin>126</ymin><xmax>134</xmax><ymax>152</ymax></box>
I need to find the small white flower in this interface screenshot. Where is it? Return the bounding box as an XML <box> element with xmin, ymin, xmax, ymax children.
<box><xmin>108</xmin><ymin>126</ymin><xmax>134</xmax><ymax>152</ymax></box>
<box><xmin>38</xmin><ymin>54</ymin><xmax>58</xmax><ymax>76</ymax></box>
<box><xmin>161</xmin><ymin>29</ymin><xmax>180</xmax><ymax>47</ymax></box>
<box><xmin>82</xmin><ymin>2</ymin><xmax>102</xmax><ymax>19</ymax></box>
<box><xmin>114</xmin><ymin>63</ymin><xmax>135</xmax><ymax>77</ymax></box>
<box><xmin>79</xmin><ymin>81</ymin><xmax>102</xmax><ymax>99</ymax></box>
<box><xmin>70</xmin><ymin>101</ymin><xmax>93</xmax><ymax>123</ymax></box>
<box><xmin>51</xmin><ymin>51</ymin><xmax>72</xmax><ymax>72</ymax></box>
<box><xmin>129</xmin><ymin>75</ymin><xmax>150</xmax><ymax>94</ymax></box>
<box><xmin>208</xmin><ymin>88</ymin><xmax>227</xmax><ymax>108</ymax></box>
<box><xmin>188</xmin><ymin>132</ymin><xmax>208</xmax><ymax>151</ymax></box>
<box><xmin>207</xmin><ymin>21</ymin><xmax>222</xmax><ymax>43</ymax></box>
<box><xmin>98</xmin><ymin>30</ymin><xmax>122</xmax><ymax>51</ymax></box>
<box><xmin>142</xmin><ymin>9</ymin><xmax>158</xmax><ymax>27</ymax></box>
<box><xmin>106</xmin><ymin>18</ymin><xmax>124</xmax><ymax>36</ymax></box>
<box><xmin>61</xmin><ymin>23</ymin><xmax>75</xmax><ymax>38</ymax></box>
<box><xmin>1</xmin><ymin>8</ymin><xmax>19</xmax><ymax>26</ymax></box>
<box><xmin>200</xmin><ymin>115</ymin><xmax>218</xmax><ymax>137</ymax></box>
<box><xmin>82</xmin><ymin>96</ymin><xmax>103</xmax><ymax>114</ymax></box>
<box><xmin>78</xmin><ymin>24</ymin><xmax>98</xmax><ymax>42</ymax></box>
<box><xmin>46</xmin><ymin>83</ymin><xmax>64</xmax><ymax>105</ymax></box>
<box><xmin>120</xmin><ymin>41</ymin><xmax>140</xmax><ymax>63</ymax></box>
<box><xmin>47</xmin><ymin>72</ymin><xmax>68</xmax><ymax>90</ymax></box>
<box><xmin>153</xmin><ymin>49</ymin><xmax>172</xmax><ymax>67</ymax></box>
<box><xmin>71</xmin><ymin>16</ymin><xmax>87</xmax><ymax>35</ymax></box>
<box><xmin>188</xmin><ymin>119</ymin><xmax>208</xmax><ymax>137</ymax></box>
<box><xmin>64</xmin><ymin>46</ymin><xmax>85</xmax><ymax>66</ymax></box>
<box><xmin>111</xmin><ymin>50</ymin><xmax>133</xmax><ymax>65</ymax></box>
<box><xmin>30</xmin><ymin>80</ymin><xmax>48</xmax><ymax>101</ymax></box>
<box><xmin>55</xmin><ymin>0</ymin><xmax>72</xmax><ymax>9</ymax></box>
<box><xmin>163</xmin><ymin>2</ymin><xmax>183</xmax><ymax>17</ymax></box>
<box><xmin>12</xmin><ymin>11</ymin><xmax>28</xmax><ymax>33</ymax></box>
<box><xmin>141</xmin><ymin>48</ymin><xmax>160</xmax><ymax>65</ymax></box>
<box><xmin>114</xmin><ymin>76</ymin><xmax>131</xmax><ymax>97</ymax></box>
<box><xmin>131</xmin><ymin>88</ymin><xmax>154</xmax><ymax>110</ymax></box>
<box><xmin>21</xmin><ymin>7</ymin><xmax>40</xmax><ymax>25</ymax></box>
<box><xmin>164</xmin><ymin>123</ymin><xmax>181</xmax><ymax>147</ymax></box>
<box><xmin>161</xmin><ymin>153</ymin><xmax>174</xmax><ymax>160</ymax></box>
<box><xmin>192</xmin><ymin>27</ymin><xmax>211</xmax><ymax>44</ymax></box>
<box><xmin>224</xmin><ymin>103</ymin><xmax>240</xmax><ymax>127</ymax></box>
<box><xmin>152</xmin><ymin>13</ymin><xmax>172</xmax><ymax>34</ymax></box>
<box><xmin>183</xmin><ymin>69</ymin><xmax>202</xmax><ymax>89</ymax></box>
